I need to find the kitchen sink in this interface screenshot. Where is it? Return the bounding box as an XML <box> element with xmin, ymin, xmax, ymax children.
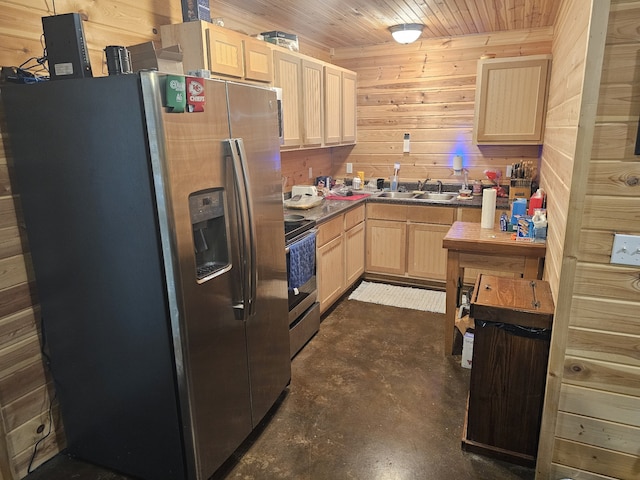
<box><xmin>377</xmin><ymin>192</ymin><xmax>418</xmax><ymax>198</ymax></box>
<box><xmin>414</xmin><ymin>192</ymin><xmax>457</xmax><ymax>201</ymax></box>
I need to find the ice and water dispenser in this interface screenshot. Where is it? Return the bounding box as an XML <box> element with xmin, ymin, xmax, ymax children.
<box><xmin>189</xmin><ymin>188</ymin><xmax>231</xmax><ymax>282</ymax></box>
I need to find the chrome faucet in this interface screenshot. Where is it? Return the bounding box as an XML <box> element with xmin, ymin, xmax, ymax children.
<box><xmin>436</xmin><ymin>180</ymin><xmax>443</xmax><ymax>194</ymax></box>
<box><xmin>418</xmin><ymin>178</ymin><xmax>431</xmax><ymax>191</ymax></box>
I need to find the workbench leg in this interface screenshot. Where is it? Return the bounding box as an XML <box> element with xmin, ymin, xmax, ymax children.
<box><xmin>445</xmin><ymin>250</ymin><xmax>460</xmax><ymax>355</ymax></box>
<box><xmin>523</xmin><ymin>257</ymin><xmax>544</xmax><ymax>279</ymax></box>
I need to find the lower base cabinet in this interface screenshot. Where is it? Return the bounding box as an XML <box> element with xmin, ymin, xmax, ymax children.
<box><xmin>317</xmin><ymin>205</ymin><xmax>365</xmax><ymax>313</ymax></box>
<box><xmin>366</xmin><ymin>203</ymin><xmax>455</xmax><ymax>281</ymax></box>
<box><xmin>317</xmin><ymin>232</ymin><xmax>344</xmax><ymax>312</ymax></box>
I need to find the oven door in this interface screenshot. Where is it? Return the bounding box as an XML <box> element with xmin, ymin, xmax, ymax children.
<box><xmin>285</xmin><ymin>229</ymin><xmax>318</xmax><ymax>324</ymax></box>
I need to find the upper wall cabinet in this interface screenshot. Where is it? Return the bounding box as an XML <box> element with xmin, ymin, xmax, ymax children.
<box><xmin>324</xmin><ymin>65</ymin><xmax>357</xmax><ymax>145</ymax></box>
<box><xmin>341</xmin><ymin>70</ymin><xmax>357</xmax><ymax>144</ymax></box>
<box><xmin>242</xmin><ymin>38</ymin><xmax>273</xmax><ymax>83</ymax></box>
<box><xmin>160</xmin><ymin>21</ymin><xmax>273</xmax><ymax>83</ymax></box>
<box><xmin>274</xmin><ymin>50</ymin><xmax>324</xmax><ymax>149</ymax></box>
<box><xmin>160</xmin><ymin>21</ymin><xmax>356</xmax><ymax>150</ymax></box>
<box><xmin>473</xmin><ymin>55</ymin><xmax>551</xmax><ymax>145</ymax></box>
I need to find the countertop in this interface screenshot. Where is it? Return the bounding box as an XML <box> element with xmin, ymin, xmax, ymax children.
<box><xmin>443</xmin><ymin>221</ymin><xmax>546</xmax><ymax>256</ymax></box>
<box><xmin>285</xmin><ymin>190</ymin><xmax>511</xmax><ymax>225</ymax></box>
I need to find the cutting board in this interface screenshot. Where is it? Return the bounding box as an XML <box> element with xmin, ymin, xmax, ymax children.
<box><xmin>325</xmin><ymin>193</ymin><xmax>370</xmax><ymax>201</ymax></box>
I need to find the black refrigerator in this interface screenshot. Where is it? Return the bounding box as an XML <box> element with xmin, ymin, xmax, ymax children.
<box><xmin>1</xmin><ymin>72</ymin><xmax>291</xmax><ymax>480</ymax></box>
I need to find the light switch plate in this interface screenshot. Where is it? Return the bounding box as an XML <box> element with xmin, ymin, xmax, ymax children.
<box><xmin>346</xmin><ymin>163</ymin><xmax>353</xmax><ymax>174</ymax></box>
<box><xmin>308</xmin><ymin>167</ymin><xmax>313</xmax><ymax>179</ymax></box>
<box><xmin>610</xmin><ymin>233</ymin><xmax>640</xmax><ymax>266</ymax></box>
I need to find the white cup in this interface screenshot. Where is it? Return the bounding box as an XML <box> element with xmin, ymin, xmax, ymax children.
<box><xmin>352</xmin><ymin>177</ymin><xmax>361</xmax><ymax>189</ymax></box>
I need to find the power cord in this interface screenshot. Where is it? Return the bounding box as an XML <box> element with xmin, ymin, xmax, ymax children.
<box><xmin>2</xmin><ymin>34</ymin><xmax>49</xmax><ymax>83</ymax></box>
<box><xmin>26</xmin><ymin>314</ymin><xmax>58</xmax><ymax>474</ymax></box>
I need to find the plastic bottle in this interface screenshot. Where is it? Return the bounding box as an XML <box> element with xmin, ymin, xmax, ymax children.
<box><xmin>499</xmin><ymin>212</ymin><xmax>508</xmax><ymax>231</ymax></box>
<box><xmin>532</xmin><ymin>209</ymin><xmax>548</xmax><ymax>240</ymax></box>
<box><xmin>528</xmin><ymin>188</ymin><xmax>545</xmax><ymax>215</ymax></box>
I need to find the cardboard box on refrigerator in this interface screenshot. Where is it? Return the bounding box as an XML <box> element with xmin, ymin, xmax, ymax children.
<box><xmin>128</xmin><ymin>42</ymin><xmax>184</xmax><ymax>74</ymax></box>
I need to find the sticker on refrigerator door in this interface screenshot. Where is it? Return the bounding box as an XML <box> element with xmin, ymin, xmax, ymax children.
<box><xmin>187</xmin><ymin>76</ymin><xmax>206</xmax><ymax>112</ymax></box>
<box><xmin>166</xmin><ymin>75</ymin><xmax>186</xmax><ymax>112</ymax></box>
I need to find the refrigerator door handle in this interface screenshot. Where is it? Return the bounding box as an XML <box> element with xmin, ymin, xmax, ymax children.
<box><xmin>235</xmin><ymin>138</ymin><xmax>257</xmax><ymax>317</ymax></box>
<box><xmin>227</xmin><ymin>138</ymin><xmax>257</xmax><ymax>319</ymax></box>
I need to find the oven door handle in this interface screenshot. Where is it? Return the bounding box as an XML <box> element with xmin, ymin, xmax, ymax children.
<box><xmin>285</xmin><ymin>228</ymin><xmax>318</xmax><ymax>253</ymax></box>
<box><xmin>285</xmin><ymin>228</ymin><xmax>318</xmax><ymax>254</ymax></box>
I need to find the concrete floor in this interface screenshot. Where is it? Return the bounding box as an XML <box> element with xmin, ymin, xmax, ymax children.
<box><xmin>25</xmin><ymin>292</ymin><xmax>535</xmax><ymax>480</ymax></box>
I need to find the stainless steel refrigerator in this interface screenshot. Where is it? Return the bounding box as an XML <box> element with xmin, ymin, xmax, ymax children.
<box><xmin>1</xmin><ymin>72</ymin><xmax>290</xmax><ymax>480</ymax></box>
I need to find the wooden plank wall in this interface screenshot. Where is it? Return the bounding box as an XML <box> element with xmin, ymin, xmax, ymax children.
<box><xmin>538</xmin><ymin>0</ymin><xmax>640</xmax><ymax>479</ymax></box>
<box><xmin>0</xmin><ymin>1</ymin><xmax>186</xmax><ymax>478</ymax></box>
<box><xmin>329</xmin><ymin>30</ymin><xmax>553</xmax><ymax>188</ymax></box>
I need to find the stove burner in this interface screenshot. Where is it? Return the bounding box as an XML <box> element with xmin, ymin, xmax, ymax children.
<box><xmin>285</xmin><ymin>218</ymin><xmax>316</xmax><ymax>244</ymax></box>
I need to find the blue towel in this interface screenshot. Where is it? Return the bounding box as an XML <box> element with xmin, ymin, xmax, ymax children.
<box><xmin>288</xmin><ymin>232</ymin><xmax>316</xmax><ymax>290</ymax></box>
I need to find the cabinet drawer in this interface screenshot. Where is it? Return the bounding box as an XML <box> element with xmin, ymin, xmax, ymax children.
<box><xmin>317</xmin><ymin>215</ymin><xmax>343</xmax><ymax>246</ymax></box>
<box><xmin>344</xmin><ymin>205</ymin><xmax>365</xmax><ymax>230</ymax></box>
<box><xmin>367</xmin><ymin>203</ymin><xmax>407</xmax><ymax>221</ymax></box>
<box><xmin>407</xmin><ymin>205</ymin><xmax>455</xmax><ymax>224</ymax></box>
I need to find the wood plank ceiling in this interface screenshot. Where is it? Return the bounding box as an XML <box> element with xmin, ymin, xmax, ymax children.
<box><xmin>216</xmin><ymin>0</ymin><xmax>561</xmax><ymax>49</ymax></box>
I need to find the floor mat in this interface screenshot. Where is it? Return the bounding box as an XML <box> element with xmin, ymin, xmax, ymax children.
<box><xmin>348</xmin><ymin>281</ymin><xmax>446</xmax><ymax>313</ymax></box>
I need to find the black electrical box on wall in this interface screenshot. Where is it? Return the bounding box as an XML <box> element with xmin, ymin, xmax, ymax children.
<box><xmin>42</xmin><ymin>13</ymin><xmax>93</xmax><ymax>80</ymax></box>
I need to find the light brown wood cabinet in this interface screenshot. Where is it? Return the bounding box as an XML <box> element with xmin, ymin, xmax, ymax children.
<box><xmin>317</xmin><ymin>205</ymin><xmax>365</xmax><ymax>313</ymax></box>
<box><xmin>242</xmin><ymin>38</ymin><xmax>273</xmax><ymax>82</ymax></box>
<box><xmin>473</xmin><ymin>55</ymin><xmax>551</xmax><ymax>145</ymax></box>
<box><xmin>274</xmin><ymin>51</ymin><xmax>323</xmax><ymax>148</ymax></box>
<box><xmin>366</xmin><ymin>203</ymin><xmax>455</xmax><ymax>281</ymax></box>
<box><xmin>324</xmin><ymin>65</ymin><xmax>357</xmax><ymax>145</ymax></box>
<box><xmin>159</xmin><ymin>22</ymin><xmax>356</xmax><ymax>151</ymax></box>
<box><xmin>160</xmin><ymin>21</ymin><xmax>272</xmax><ymax>83</ymax></box>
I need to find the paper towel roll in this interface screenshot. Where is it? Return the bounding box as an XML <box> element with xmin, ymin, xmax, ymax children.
<box><xmin>481</xmin><ymin>188</ymin><xmax>497</xmax><ymax>228</ymax></box>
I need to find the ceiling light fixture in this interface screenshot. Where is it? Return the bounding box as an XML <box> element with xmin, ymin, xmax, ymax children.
<box><xmin>389</xmin><ymin>23</ymin><xmax>424</xmax><ymax>44</ymax></box>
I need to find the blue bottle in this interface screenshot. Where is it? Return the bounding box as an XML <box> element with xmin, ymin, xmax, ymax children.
<box><xmin>500</xmin><ymin>212</ymin><xmax>508</xmax><ymax>231</ymax></box>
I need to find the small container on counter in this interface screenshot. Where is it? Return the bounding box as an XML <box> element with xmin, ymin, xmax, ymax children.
<box><xmin>500</xmin><ymin>213</ymin><xmax>508</xmax><ymax>231</ymax></box>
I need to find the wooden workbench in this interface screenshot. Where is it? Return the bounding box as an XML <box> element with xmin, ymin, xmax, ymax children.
<box><xmin>442</xmin><ymin>221</ymin><xmax>546</xmax><ymax>355</ymax></box>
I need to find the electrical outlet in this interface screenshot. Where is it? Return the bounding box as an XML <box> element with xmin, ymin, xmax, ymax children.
<box><xmin>403</xmin><ymin>133</ymin><xmax>410</xmax><ymax>153</ymax></box>
<box><xmin>308</xmin><ymin>167</ymin><xmax>313</xmax><ymax>179</ymax></box>
<box><xmin>610</xmin><ymin>234</ymin><xmax>640</xmax><ymax>266</ymax></box>
<box><xmin>346</xmin><ymin>163</ymin><xmax>353</xmax><ymax>174</ymax></box>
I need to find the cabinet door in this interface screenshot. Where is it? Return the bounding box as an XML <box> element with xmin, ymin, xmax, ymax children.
<box><xmin>318</xmin><ymin>234</ymin><xmax>345</xmax><ymax>313</ymax></box>
<box><xmin>207</xmin><ymin>25</ymin><xmax>244</xmax><ymax>78</ymax></box>
<box><xmin>341</xmin><ymin>71</ymin><xmax>357</xmax><ymax>144</ymax></box>
<box><xmin>345</xmin><ymin>222</ymin><xmax>365</xmax><ymax>287</ymax></box>
<box><xmin>407</xmin><ymin>223</ymin><xmax>450</xmax><ymax>281</ymax></box>
<box><xmin>301</xmin><ymin>59</ymin><xmax>323</xmax><ymax>146</ymax></box>
<box><xmin>274</xmin><ymin>51</ymin><xmax>303</xmax><ymax>147</ymax></box>
<box><xmin>324</xmin><ymin>65</ymin><xmax>342</xmax><ymax>145</ymax></box>
<box><xmin>243</xmin><ymin>38</ymin><xmax>273</xmax><ymax>83</ymax></box>
<box><xmin>473</xmin><ymin>55</ymin><xmax>551</xmax><ymax>145</ymax></box>
<box><xmin>366</xmin><ymin>219</ymin><xmax>406</xmax><ymax>276</ymax></box>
